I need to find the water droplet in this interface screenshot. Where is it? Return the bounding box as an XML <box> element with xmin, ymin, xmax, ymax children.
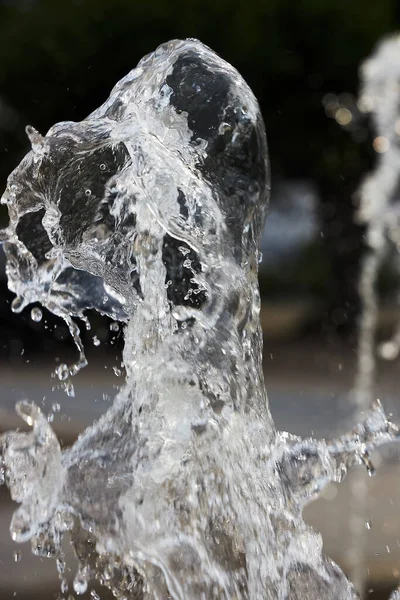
<box><xmin>90</xmin><ymin>591</ymin><xmax>100</xmax><ymax>600</ymax></box>
<box><xmin>55</xmin><ymin>363</ymin><xmax>69</xmax><ymax>381</ymax></box>
<box><xmin>85</xmin><ymin>189</ymin><xmax>92</xmax><ymax>196</ymax></box>
<box><xmin>365</xmin><ymin>520</ymin><xmax>372</xmax><ymax>529</ymax></box>
<box><xmin>100</xmin><ymin>163</ymin><xmax>106</xmax><ymax>171</ymax></box>
<box><xmin>56</xmin><ymin>557</ymin><xmax>65</xmax><ymax>575</ymax></box>
<box><xmin>109</xmin><ymin>321</ymin><xmax>119</xmax><ymax>332</ymax></box>
<box><xmin>30</xmin><ymin>307</ymin><xmax>43</xmax><ymax>322</ymax></box>
<box><xmin>81</xmin><ymin>315</ymin><xmax>91</xmax><ymax>330</ymax></box>
<box><xmin>16</xmin><ymin>399</ymin><xmax>40</xmax><ymax>427</ymax></box>
<box><xmin>92</xmin><ymin>335</ymin><xmax>101</xmax><ymax>346</ymax></box>
<box><xmin>64</xmin><ymin>382</ymin><xmax>75</xmax><ymax>397</ymax></box>
<box><xmin>11</xmin><ymin>296</ymin><xmax>25</xmax><ymax>313</ymax></box>
<box><xmin>73</xmin><ymin>569</ymin><xmax>89</xmax><ymax>595</ymax></box>
<box><xmin>113</xmin><ymin>366</ymin><xmax>122</xmax><ymax>377</ymax></box>
<box><xmin>13</xmin><ymin>550</ymin><xmax>22</xmax><ymax>562</ymax></box>
<box><xmin>360</xmin><ymin>451</ymin><xmax>375</xmax><ymax>476</ymax></box>
<box><xmin>52</xmin><ymin>402</ymin><xmax>60</xmax><ymax>413</ymax></box>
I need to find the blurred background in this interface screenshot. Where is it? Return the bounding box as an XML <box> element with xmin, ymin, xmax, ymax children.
<box><xmin>1</xmin><ymin>0</ymin><xmax>400</xmax><ymax>598</ymax></box>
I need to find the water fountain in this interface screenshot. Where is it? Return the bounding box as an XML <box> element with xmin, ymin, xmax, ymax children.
<box><xmin>0</xmin><ymin>38</ymin><xmax>398</xmax><ymax>599</ymax></box>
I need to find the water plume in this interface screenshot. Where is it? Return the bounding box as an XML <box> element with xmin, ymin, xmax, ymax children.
<box><xmin>0</xmin><ymin>38</ymin><xmax>398</xmax><ymax>599</ymax></box>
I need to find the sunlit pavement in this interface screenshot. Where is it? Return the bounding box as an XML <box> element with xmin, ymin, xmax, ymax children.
<box><xmin>1</xmin><ymin>343</ymin><xmax>400</xmax><ymax>599</ymax></box>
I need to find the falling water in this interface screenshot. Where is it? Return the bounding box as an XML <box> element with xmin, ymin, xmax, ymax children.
<box><xmin>0</xmin><ymin>39</ymin><xmax>399</xmax><ymax>599</ymax></box>
<box><xmin>346</xmin><ymin>34</ymin><xmax>400</xmax><ymax>598</ymax></box>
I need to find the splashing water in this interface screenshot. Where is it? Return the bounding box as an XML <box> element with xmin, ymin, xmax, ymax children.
<box><xmin>0</xmin><ymin>38</ymin><xmax>399</xmax><ymax>599</ymax></box>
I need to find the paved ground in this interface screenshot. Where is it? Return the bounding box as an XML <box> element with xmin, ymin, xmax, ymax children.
<box><xmin>1</xmin><ymin>341</ymin><xmax>400</xmax><ymax>599</ymax></box>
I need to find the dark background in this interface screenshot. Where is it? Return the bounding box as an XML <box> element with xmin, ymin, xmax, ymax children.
<box><xmin>0</xmin><ymin>0</ymin><xmax>399</xmax><ymax>361</ymax></box>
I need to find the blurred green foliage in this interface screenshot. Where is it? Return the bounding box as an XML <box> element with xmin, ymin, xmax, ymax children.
<box><xmin>0</xmin><ymin>0</ymin><xmax>399</xmax><ymax>329</ymax></box>
<box><xmin>260</xmin><ymin>241</ymin><xmax>333</xmax><ymax>299</ymax></box>
<box><xmin>0</xmin><ymin>0</ymin><xmax>396</xmax><ymax>185</ymax></box>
